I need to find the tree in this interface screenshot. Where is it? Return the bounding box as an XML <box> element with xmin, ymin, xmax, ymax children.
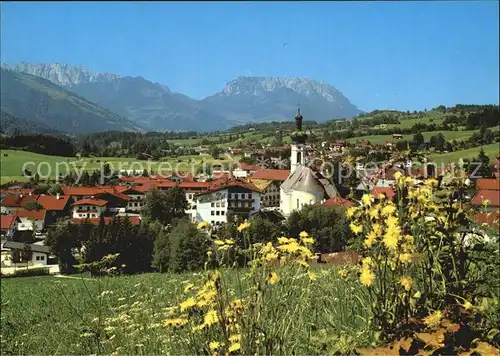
<box><xmin>469</xmin><ymin>148</ymin><xmax>492</xmax><ymax>179</ymax></box>
<box><xmin>429</xmin><ymin>133</ymin><xmax>446</xmax><ymax>151</ymax></box>
<box><xmin>287</xmin><ymin>205</ymin><xmax>354</xmax><ymax>253</ymax></box>
<box><xmin>45</xmin><ymin>221</ymin><xmax>79</xmax><ymax>274</ymax></box>
<box><xmin>24</xmin><ymin>201</ymin><xmax>43</xmax><ymax>211</ymax></box>
<box><xmin>155</xmin><ymin>219</ymin><xmax>209</xmax><ymax>273</ymax></box>
<box><xmin>247</xmin><ymin>216</ymin><xmax>282</xmax><ymax>244</ymax></box>
<box><xmin>143</xmin><ymin>187</ymin><xmax>188</xmax><ymax>226</ymax></box>
<box><xmin>412</xmin><ymin>132</ymin><xmax>425</xmax><ymax>147</ymax></box>
<box><xmin>210</xmin><ymin>145</ymin><xmax>222</xmax><ymax>159</ymax></box>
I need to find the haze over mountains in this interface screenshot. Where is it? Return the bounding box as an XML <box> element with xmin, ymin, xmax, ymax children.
<box><xmin>0</xmin><ymin>62</ymin><xmax>362</xmax><ymax>134</ymax></box>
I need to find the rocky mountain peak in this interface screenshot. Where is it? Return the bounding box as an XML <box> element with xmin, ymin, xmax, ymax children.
<box><xmin>3</xmin><ymin>62</ymin><xmax>120</xmax><ymax>86</ymax></box>
<box><xmin>220</xmin><ymin>76</ymin><xmax>346</xmax><ymax>103</ymax></box>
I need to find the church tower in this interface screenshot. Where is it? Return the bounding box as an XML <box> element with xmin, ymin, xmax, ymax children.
<box><xmin>290</xmin><ymin>108</ymin><xmax>307</xmax><ymax>174</ymax></box>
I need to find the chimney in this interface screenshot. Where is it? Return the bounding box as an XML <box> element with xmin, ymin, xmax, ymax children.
<box><xmin>20</xmin><ymin>194</ymin><xmax>23</xmax><ymax>198</ymax></box>
<box><xmin>56</xmin><ymin>193</ymin><xmax>60</xmax><ymax>200</ymax></box>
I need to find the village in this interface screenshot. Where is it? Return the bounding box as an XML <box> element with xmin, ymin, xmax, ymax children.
<box><xmin>1</xmin><ymin>110</ymin><xmax>499</xmax><ymax>273</ymax></box>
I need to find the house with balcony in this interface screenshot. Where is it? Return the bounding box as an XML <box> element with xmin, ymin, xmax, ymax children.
<box><xmin>72</xmin><ymin>198</ymin><xmax>108</xmax><ymax>219</ymax></box>
<box><xmin>194</xmin><ymin>179</ymin><xmax>261</xmax><ymax>227</ymax></box>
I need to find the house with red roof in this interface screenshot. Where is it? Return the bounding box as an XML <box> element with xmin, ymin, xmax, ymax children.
<box><xmin>72</xmin><ymin>198</ymin><xmax>108</xmax><ymax>219</ymax></box>
<box><xmin>118</xmin><ymin>187</ymin><xmax>147</xmax><ymax>212</ymax></box>
<box><xmin>1</xmin><ymin>215</ymin><xmax>20</xmax><ymax>239</ymax></box>
<box><xmin>476</xmin><ymin>178</ymin><xmax>500</xmax><ymax>191</ymax></box>
<box><xmin>194</xmin><ymin>178</ymin><xmax>262</xmax><ymax>226</ymax></box>
<box><xmin>470</xmin><ymin>190</ymin><xmax>500</xmax><ymax>210</ymax></box>
<box><xmin>12</xmin><ymin>209</ymin><xmax>47</xmax><ymax>232</ymax></box>
<box><xmin>36</xmin><ymin>194</ymin><xmax>72</xmax><ymax>225</ymax></box>
<box><xmin>0</xmin><ymin>193</ymin><xmax>39</xmax><ymax>214</ymax></box>
<box><xmin>247</xmin><ymin>169</ymin><xmax>290</xmax><ymax>209</ymax></box>
<box><xmin>70</xmin><ymin>215</ymin><xmax>142</xmax><ymax>226</ymax></box>
<box><xmin>318</xmin><ymin>196</ymin><xmax>355</xmax><ymax>209</ymax></box>
<box><xmin>372</xmin><ymin>187</ymin><xmax>396</xmax><ymax>200</ymax></box>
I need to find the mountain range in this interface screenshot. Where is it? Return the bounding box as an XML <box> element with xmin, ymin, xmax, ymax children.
<box><xmin>0</xmin><ymin>62</ymin><xmax>362</xmax><ymax>134</ymax></box>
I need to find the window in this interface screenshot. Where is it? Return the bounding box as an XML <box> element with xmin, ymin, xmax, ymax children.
<box><xmin>221</xmin><ymin>202</ymin><xmax>225</xmax><ymax>207</ymax></box>
<box><xmin>211</xmin><ymin>211</ymin><xmax>215</xmax><ymax>216</ymax></box>
<box><xmin>216</xmin><ymin>211</ymin><xmax>220</xmax><ymax>216</ymax></box>
<box><xmin>221</xmin><ymin>211</ymin><xmax>225</xmax><ymax>215</ymax></box>
<box><xmin>216</xmin><ymin>202</ymin><xmax>220</xmax><ymax>208</ymax></box>
<box><xmin>40</xmin><ymin>255</ymin><xmax>45</xmax><ymax>261</ymax></box>
<box><xmin>36</xmin><ymin>256</ymin><xmax>40</xmax><ymax>261</ymax></box>
<box><xmin>211</xmin><ymin>203</ymin><xmax>215</xmax><ymax>208</ymax></box>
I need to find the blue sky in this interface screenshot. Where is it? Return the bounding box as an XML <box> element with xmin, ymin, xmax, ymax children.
<box><xmin>1</xmin><ymin>1</ymin><xmax>498</xmax><ymax>112</ymax></box>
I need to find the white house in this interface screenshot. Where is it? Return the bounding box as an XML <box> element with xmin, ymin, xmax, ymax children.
<box><xmin>13</xmin><ymin>209</ymin><xmax>47</xmax><ymax>232</ymax></box>
<box><xmin>72</xmin><ymin>198</ymin><xmax>108</xmax><ymax>219</ymax></box>
<box><xmin>119</xmin><ymin>187</ymin><xmax>147</xmax><ymax>212</ymax></box>
<box><xmin>0</xmin><ymin>215</ymin><xmax>20</xmax><ymax>239</ymax></box>
<box><xmin>1</xmin><ymin>240</ymin><xmax>50</xmax><ymax>266</ymax></box>
<box><xmin>194</xmin><ymin>179</ymin><xmax>261</xmax><ymax>227</ymax></box>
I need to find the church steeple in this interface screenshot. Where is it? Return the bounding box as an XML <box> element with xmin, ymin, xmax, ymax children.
<box><xmin>290</xmin><ymin>108</ymin><xmax>307</xmax><ymax>174</ymax></box>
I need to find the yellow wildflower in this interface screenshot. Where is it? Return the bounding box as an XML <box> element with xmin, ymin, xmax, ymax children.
<box><xmin>164</xmin><ymin>317</ymin><xmax>188</xmax><ymax>328</ymax></box>
<box><xmin>369</xmin><ymin>207</ymin><xmax>380</xmax><ymax>220</ymax></box>
<box><xmin>362</xmin><ymin>256</ymin><xmax>374</xmax><ymax>267</ymax></box>
<box><xmin>346</xmin><ymin>206</ymin><xmax>357</xmax><ymax>218</ymax></box>
<box><xmin>277</xmin><ymin>241</ymin><xmax>300</xmax><ymax>253</ymax></box>
<box><xmin>230</xmin><ymin>299</ymin><xmax>243</xmax><ymax>310</ymax></box>
<box><xmin>214</xmin><ymin>239</ymin><xmax>225</xmax><ymax>246</ymax></box>
<box><xmin>299</xmin><ymin>231</ymin><xmax>309</xmax><ymax>238</ymax></box>
<box><xmin>394</xmin><ymin>171</ymin><xmax>403</xmax><ymax>180</ymax></box>
<box><xmin>179</xmin><ymin>297</ymin><xmax>196</xmax><ymax>312</ymax></box>
<box><xmin>229</xmin><ymin>334</ymin><xmax>241</xmax><ymax>344</ymax></box>
<box><xmin>350</xmin><ymin>222</ymin><xmax>363</xmax><ymax>235</ymax></box>
<box><xmin>301</xmin><ymin>236</ymin><xmax>315</xmax><ymax>245</ymax></box>
<box><xmin>183</xmin><ymin>283</ymin><xmax>195</xmax><ymax>293</ymax></box>
<box><xmin>264</xmin><ymin>251</ymin><xmax>279</xmax><ymax>262</ymax></box>
<box><xmin>224</xmin><ymin>239</ymin><xmax>235</xmax><ymax>245</ymax></box>
<box><xmin>381</xmin><ymin>204</ymin><xmax>397</xmax><ymax>217</ymax></box>
<box><xmin>268</xmin><ymin>272</ymin><xmax>280</xmax><ymax>285</ymax></box>
<box><xmin>278</xmin><ymin>236</ymin><xmax>294</xmax><ymax>244</ymax></box>
<box><xmin>308</xmin><ymin>270</ymin><xmax>317</xmax><ymax>281</ymax></box>
<box><xmin>423</xmin><ymin>310</ymin><xmax>442</xmax><ymax>329</ymax></box>
<box><xmin>228</xmin><ymin>342</ymin><xmax>241</xmax><ymax>352</ymax></box>
<box><xmin>424</xmin><ymin>178</ymin><xmax>438</xmax><ymax>187</ymax></box>
<box><xmin>209</xmin><ymin>341</ymin><xmax>221</xmax><ymax>351</ymax></box>
<box><xmin>398</xmin><ymin>253</ymin><xmax>412</xmax><ymax>264</ymax></box>
<box><xmin>360</xmin><ymin>266</ymin><xmax>375</xmax><ymax>287</ymax></box>
<box><xmin>383</xmin><ymin>228</ymin><xmax>400</xmax><ymax>250</ymax></box>
<box><xmin>207</xmin><ymin>250</ymin><xmax>213</xmax><ymax>257</ymax></box>
<box><xmin>404</xmin><ymin>176</ymin><xmax>415</xmax><ymax>186</ymax></box>
<box><xmin>237</xmin><ymin>220</ymin><xmax>250</xmax><ymax>232</ymax></box>
<box><xmin>361</xmin><ymin>194</ymin><xmax>372</xmax><ymax>206</ymax></box>
<box><xmin>463</xmin><ymin>300</ymin><xmax>474</xmax><ymax>310</ymax></box>
<box><xmin>338</xmin><ymin>269</ymin><xmax>347</xmax><ymax>279</ymax></box>
<box><xmin>197</xmin><ymin>221</ymin><xmax>210</xmax><ymax>230</ymax></box>
<box><xmin>203</xmin><ymin>309</ymin><xmax>219</xmax><ymax>327</ymax></box>
<box><xmin>400</xmin><ymin>277</ymin><xmax>412</xmax><ymax>291</ymax></box>
<box><xmin>377</xmin><ymin>193</ymin><xmax>386</xmax><ymax>201</ymax></box>
<box><xmin>364</xmin><ymin>230</ymin><xmax>377</xmax><ymax>248</ymax></box>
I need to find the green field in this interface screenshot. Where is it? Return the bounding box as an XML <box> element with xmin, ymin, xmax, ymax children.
<box><xmin>346</xmin><ymin>127</ymin><xmax>497</xmax><ymax>146</ymax></box>
<box><xmin>1</xmin><ymin>268</ymin><xmax>370</xmax><ymax>354</ymax></box>
<box><xmin>0</xmin><ymin>150</ymin><xmax>240</xmax><ymax>184</ymax></box>
<box><xmin>429</xmin><ymin>142</ymin><xmax>500</xmax><ymax>164</ymax></box>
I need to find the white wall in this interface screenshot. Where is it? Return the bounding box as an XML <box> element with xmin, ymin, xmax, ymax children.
<box><xmin>72</xmin><ymin>205</ymin><xmax>106</xmax><ymax>219</ymax></box>
<box><xmin>17</xmin><ymin>218</ymin><xmax>44</xmax><ymax>232</ymax></box>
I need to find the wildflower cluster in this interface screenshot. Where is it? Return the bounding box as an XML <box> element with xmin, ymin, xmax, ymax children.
<box><xmin>347</xmin><ymin>171</ymin><xmax>499</xmax><ymax>340</ymax></box>
<box><xmin>162</xmin><ymin>221</ymin><xmax>319</xmax><ymax>354</ymax></box>
<box><xmin>164</xmin><ymin>270</ymin><xmax>243</xmax><ymax>354</ymax></box>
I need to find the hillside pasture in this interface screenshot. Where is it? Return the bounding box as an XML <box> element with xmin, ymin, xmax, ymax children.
<box><xmin>0</xmin><ymin>150</ymin><xmax>239</xmax><ymax>184</ymax></box>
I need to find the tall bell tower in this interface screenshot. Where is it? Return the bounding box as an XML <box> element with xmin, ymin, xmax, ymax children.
<box><xmin>290</xmin><ymin>108</ymin><xmax>307</xmax><ymax>174</ymax></box>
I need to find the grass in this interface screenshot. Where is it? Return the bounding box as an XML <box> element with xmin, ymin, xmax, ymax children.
<box><xmin>0</xmin><ymin>150</ymin><xmax>241</xmax><ymax>184</ymax></box>
<box><xmin>346</xmin><ymin>128</ymin><xmax>497</xmax><ymax>146</ymax></box>
<box><xmin>429</xmin><ymin>142</ymin><xmax>500</xmax><ymax>164</ymax></box>
<box><xmin>0</xmin><ymin>267</ymin><xmax>370</xmax><ymax>354</ymax></box>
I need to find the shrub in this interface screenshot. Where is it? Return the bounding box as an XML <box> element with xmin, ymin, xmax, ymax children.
<box><xmin>11</xmin><ymin>267</ymin><xmax>50</xmax><ymax>278</ymax></box>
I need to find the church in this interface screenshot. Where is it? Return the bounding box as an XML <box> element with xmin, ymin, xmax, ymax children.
<box><xmin>280</xmin><ymin>109</ymin><xmax>338</xmax><ymax>216</ymax></box>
